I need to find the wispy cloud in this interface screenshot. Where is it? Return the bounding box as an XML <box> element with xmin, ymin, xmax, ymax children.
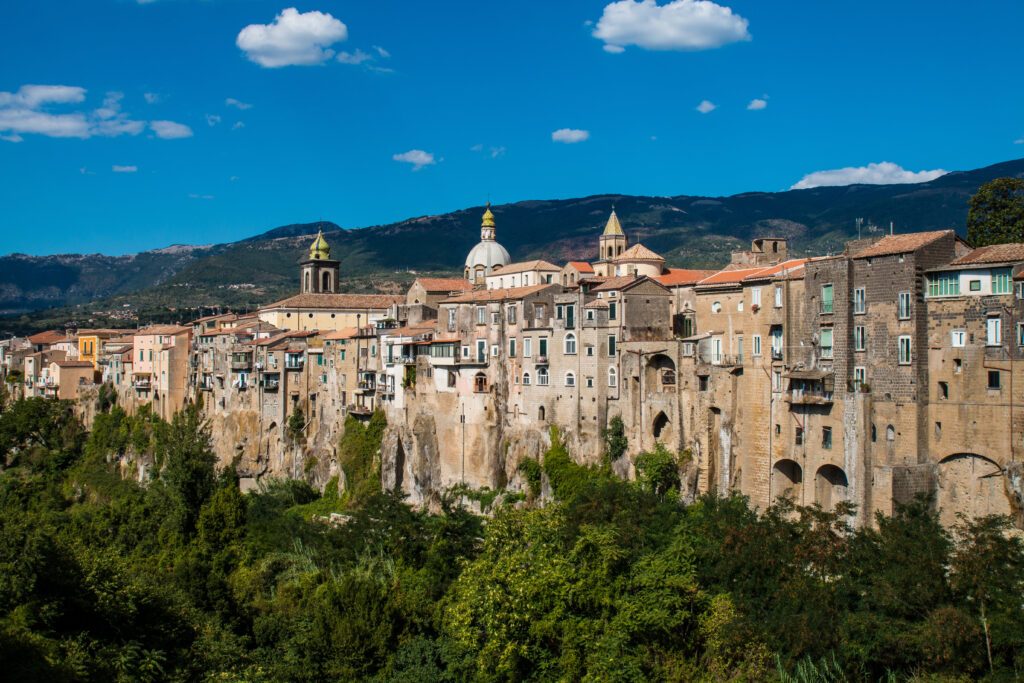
<box><xmin>0</xmin><ymin>85</ymin><xmax>149</xmax><ymax>139</ymax></box>
<box><xmin>791</xmin><ymin>161</ymin><xmax>948</xmax><ymax>190</ymax></box>
<box><xmin>225</xmin><ymin>97</ymin><xmax>252</xmax><ymax>110</ymax></box>
<box><xmin>593</xmin><ymin>0</ymin><xmax>751</xmax><ymax>53</ymax></box>
<box><xmin>747</xmin><ymin>97</ymin><xmax>767</xmax><ymax>110</ymax></box>
<box><xmin>696</xmin><ymin>99</ymin><xmax>716</xmax><ymax>114</ymax></box>
<box><xmin>232</xmin><ymin>121</ymin><xmax>245</xmax><ymax>130</ymax></box>
<box><xmin>237</xmin><ymin>8</ymin><xmax>348</xmax><ymax>68</ymax></box>
<box><xmin>150</xmin><ymin>120</ymin><xmax>193</xmax><ymax>139</ymax></box>
<box><xmin>337</xmin><ymin>49</ymin><xmax>372</xmax><ymax>65</ymax></box>
<box><xmin>471</xmin><ymin>143</ymin><xmax>506</xmax><ymax>158</ymax></box>
<box><xmin>552</xmin><ymin>128</ymin><xmax>590</xmax><ymax>143</ymax></box>
<box><xmin>392</xmin><ymin>149</ymin><xmax>436</xmax><ymax>171</ymax></box>
<box><xmin>112</xmin><ymin>165</ymin><xmax>137</xmax><ymax>173</ymax></box>
<box><xmin>206</xmin><ymin>114</ymin><xmax>221</xmax><ymax>127</ymax></box>
<box><xmin>188</xmin><ymin>193</ymin><xmax>214</xmax><ymax>200</ymax></box>
<box><xmin>143</xmin><ymin>92</ymin><xmax>161</xmax><ymax>104</ymax></box>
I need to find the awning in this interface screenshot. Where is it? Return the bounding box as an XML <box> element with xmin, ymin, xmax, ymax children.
<box><xmin>784</xmin><ymin>369</ymin><xmax>832</xmax><ymax>381</ymax></box>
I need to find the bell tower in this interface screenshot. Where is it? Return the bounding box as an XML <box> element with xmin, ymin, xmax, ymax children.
<box><xmin>599</xmin><ymin>209</ymin><xmax>628</xmax><ymax>261</ymax></box>
<box><xmin>300</xmin><ymin>228</ymin><xmax>341</xmax><ymax>294</ymax></box>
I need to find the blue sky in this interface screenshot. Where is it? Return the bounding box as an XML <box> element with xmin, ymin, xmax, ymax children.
<box><xmin>1</xmin><ymin>0</ymin><xmax>1022</xmax><ymax>255</ymax></box>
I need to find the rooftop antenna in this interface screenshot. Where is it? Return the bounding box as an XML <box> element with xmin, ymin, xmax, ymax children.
<box><xmin>856</xmin><ymin>217</ymin><xmax>863</xmax><ymax>240</ymax></box>
<box><xmin>890</xmin><ymin>221</ymin><xmax>894</xmax><ymax>236</ymax></box>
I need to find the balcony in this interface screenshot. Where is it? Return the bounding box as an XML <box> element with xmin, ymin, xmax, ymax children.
<box><xmin>262</xmin><ymin>380</ymin><xmax>280</xmax><ymax>392</ymax></box>
<box><xmin>284</xmin><ymin>361</ymin><xmax>304</xmax><ymax>371</ymax></box>
<box><xmin>698</xmin><ymin>352</ymin><xmax>741</xmax><ymax>367</ymax></box>
<box><xmin>132</xmin><ymin>379</ymin><xmax>151</xmax><ymax>390</ymax></box>
<box><xmin>771</xmin><ymin>348</ymin><xmax>784</xmax><ymax>361</ymax></box>
<box><xmin>231</xmin><ymin>359</ymin><xmax>252</xmax><ymax>371</ymax></box>
<box><xmin>356</xmin><ymin>381</ymin><xmax>376</xmax><ymax>394</ymax></box>
<box><xmin>785</xmin><ymin>390</ymin><xmax>834</xmax><ymax>406</ymax></box>
<box><xmin>535</xmin><ymin>355</ymin><xmax>549</xmax><ymax>365</ymax></box>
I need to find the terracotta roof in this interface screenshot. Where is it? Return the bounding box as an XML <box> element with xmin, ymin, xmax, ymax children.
<box><xmin>584</xmin><ymin>299</ymin><xmax>610</xmax><ymax>309</ymax></box>
<box><xmin>741</xmin><ymin>259</ymin><xmax>811</xmax><ymax>282</ymax></box>
<box><xmin>614</xmin><ymin>243</ymin><xmax>664</xmax><ymax>262</ymax></box>
<box><xmin>192</xmin><ymin>313</ymin><xmax>237</xmax><ymax>324</ymax></box>
<box><xmin>589</xmin><ymin>276</ymin><xmax>638</xmax><ymax>292</ymax></box>
<box><xmin>655</xmin><ymin>268</ymin><xmax>717</xmax><ymax>287</ymax></box>
<box><xmin>852</xmin><ymin>230</ymin><xmax>954</xmax><ymax>259</ymax></box>
<box><xmin>383</xmin><ymin>322</ymin><xmax>437</xmax><ymax>337</ymax></box>
<box><xmin>490</xmin><ymin>259</ymin><xmax>561</xmax><ymax>275</ymax></box>
<box><xmin>54</xmin><ymin>360</ymin><xmax>94</xmax><ymax>368</ymax></box>
<box><xmin>565</xmin><ymin>261</ymin><xmax>595</xmax><ymax>273</ymax></box>
<box><xmin>77</xmin><ymin>328</ymin><xmax>125</xmax><ymax>338</ymax></box>
<box><xmin>28</xmin><ymin>330</ymin><xmax>68</xmax><ymax>345</ymax></box>
<box><xmin>322</xmin><ymin>327</ymin><xmax>359</xmax><ymax>340</ymax></box>
<box><xmin>137</xmin><ymin>324</ymin><xmax>191</xmax><ymax>336</ymax></box>
<box><xmin>948</xmin><ymin>243</ymin><xmax>1024</xmax><ymax>266</ymax></box>
<box><xmin>414</xmin><ymin>277</ymin><xmax>473</xmax><ymax>293</ymax></box>
<box><xmin>697</xmin><ymin>266</ymin><xmax>769</xmax><ymax>287</ymax></box>
<box><xmin>441</xmin><ymin>283</ymin><xmax>552</xmax><ymax>304</ymax></box>
<box><xmin>261</xmin><ymin>293</ymin><xmax>402</xmax><ymax>311</ymax></box>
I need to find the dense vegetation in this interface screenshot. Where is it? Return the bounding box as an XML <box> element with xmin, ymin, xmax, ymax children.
<box><xmin>967</xmin><ymin>178</ymin><xmax>1024</xmax><ymax>246</ymax></box>
<box><xmin>1</xmin><ymin>398</ymin><xmax>1023</xmax><ymax>681</ymax></box>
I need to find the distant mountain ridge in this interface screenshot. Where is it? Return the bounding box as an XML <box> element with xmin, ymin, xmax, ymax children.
<box><xmin>2</xmin><ymin>157</ymin><xmax>1022</xmax><ymax>316</ymax></box>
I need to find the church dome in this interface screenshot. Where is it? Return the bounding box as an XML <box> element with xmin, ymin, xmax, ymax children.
<box><xmin>464</xmin><ymin>203</ymin><xmax>510</xmax><ymax>284</ymax></box>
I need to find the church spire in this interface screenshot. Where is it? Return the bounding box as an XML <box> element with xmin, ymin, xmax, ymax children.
<box><xmin>481</xmin><ymin>202</ymin><xmax>496</xmax><ymax>241</ymax></box>
<box><xmin>602</xmin><ymin>208</ymin><xmax>624</xmax><ymax>237</ymax></box>
<box><xmin>309</xmin><ymin>229</ymin><xmax>331</xmax><ymax>260</ymax></box>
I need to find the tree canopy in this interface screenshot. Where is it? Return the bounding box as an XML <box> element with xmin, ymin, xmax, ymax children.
<box><xmin>966</xmin><ymin>177</ymin><xmax>1024</xmax><ymax>246</ymax></box>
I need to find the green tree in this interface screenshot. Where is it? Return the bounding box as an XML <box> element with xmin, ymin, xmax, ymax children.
<box><xmin>602</xmin><ymin>415</ymin><xmax>628</xmax><ymax>463</ymax></box>
<box><xmin>966</xmin><ymin>177</ymin><xmax>1024</xmax><ymax>246</ymax></box>
<box><xmin>634</xmin><ymin>443</ymin><xmax>681</xmax><ymax>499</ymax></box>
<box><xmin>157</xmin><ymin>405</ymin><xmax>217</xmax><ymax>538</ymax></box>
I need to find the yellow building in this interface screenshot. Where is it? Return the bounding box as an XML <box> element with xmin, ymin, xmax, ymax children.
<box><xmin>77</xmin><ymin>329</ymin><xmax>123</xmax><ymax>370</ymax></box>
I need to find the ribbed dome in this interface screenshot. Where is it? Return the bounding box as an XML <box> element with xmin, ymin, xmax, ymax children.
<box><xmin>465</xmin><ymin>240</ymin><xmax>511</xmax><ymax>270</ymax></box>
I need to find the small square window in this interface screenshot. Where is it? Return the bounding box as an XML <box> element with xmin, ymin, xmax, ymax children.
<box><xmin>988</xmin><ymin>370</ymin><xmax>1001</xmax><ymax>390</ymax></box>
<box><xmin>954</xmin><ymin>358</ymin><xmax>962</xmax><ymax>374</ymax></box>
<box><xmin>698</xmin><ymin>375</ymin><xmax>709</xmax><ymax>391</ymax></box>
<box><xmin>969</xmin><ymin>280</ymin><xmax>982</xmax><ymax>292</ymax></box>
<box><xmin>795</xmin><ymin>427</ymin><xmax>804</xmax><ymax>446</ymax></box>
<box><xmin>935</xmin><ymin>421</ymin><xmax>942</xmax><ymax>440</ymax></box>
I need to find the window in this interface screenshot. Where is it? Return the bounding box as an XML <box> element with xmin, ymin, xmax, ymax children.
<box><xmin>564</xmin><ymin>333</ymin><xmax>577</xmax><ymax>355</ymax></box>
<box><xmin>928</xmin><ymin>273</ymin><xmax>959</xmax><ymax>297</ymax></box>
<box><xmin>492</xmin><ymin>312</ymin><xmax>500</xmax><ymax>325</ymax></box>
<box><xmin>772</xmin><ymin>370</ymin><xmax>782</xmax><ymax>392</ymax></box>
<box><xmin>447</xmin><ymin>308</ymin><xmax>456</xmax><ymax>330</ymax></box>
<box><xmin>535</xmin><ymin>304</ymin><xmax>546</xmax><ymax>320</ymax></box>
<box><xmin>609</xmin><ymin>302</ymin><xmax>618</xmax><ymax>320</ymax></box>
<box><xmin>524</xmin><ymin>338</ymin><xmax>532</xmax><ymax>357</ymax></box>
<box><xmin>853</xmin><ymin>287</ymin><xmax>866</xmax><ymax>313</ymax></box>
<box><xmin>988</xmin><ymin>370</ymin><xmax>1001</xmax><ymax>390</ymax></box>
<box><xmin>770</xmin><ymin>326</ymin><xmax>783</xmax><ymax>359</ymax></box>
<box><xmin>737</xmin><ymin>336</ymin><xmax>744</xmax><ymax>363</ymax></box>
<box><xmin>491</xmin><ymin>345</ymin><xmax>499</xmax><ymax>357</ymax></box>
<box><xmin>887</xmin><ymin>425</ymin><xmax>896</xmax><ymax>442</ymax></box>
<box><xmin>938</xmin><ymin>381</ymin><xmax>949</xmax><ymax>399</ymax></box>
<box><xmin>871</xmin><ymin>424</ymin><xmax>877</xmax><ymax>442</ymax></box>
<box><xmin>951</xmin><ymin>330</ymin><xmax>966</xmax><ymax>347</ymax></box>
<box><xmin>565</xmin><ymin>372</ymin><xmax>576</xmax><ymax>387</ymax></box>
<box><xmin>509</xmin><ymin>338</ymin><xmax>517</xmax><ymax>357</ymax></box>
<box><xmin>898</xmin><ymin>335</ymin><xmax>912</xmax><ymax>365</ymax></box>
<box><xmin>737</xmin><ymin>300</ymin><xmax>744</xmax><ymax>312</ymax></box>
<box><xmin>537</xmin><ymin>367</ymin><xmax>549</xmax><ymax>386</ymax></box>
<box><xmin>476</xmin><ymin>340</ymin><xmax>486</xmax><ymax>363</ymax></box>
<box><xmin>751</xmin><ymin>287</ymin><xmax>762</xmax><ymax>307</ymax></box>
<box><xmin>752</xmin><ymin>335</ymin><xmax>762</xmax><ymax>356</ymax></box>
<box><xmin>522</xmin><ymin>372</ymin><xmax>531</xmax><ymax>386</ymax></box>
<box><xmin>712</xmin><ymin>301</ymin><xmax>722</xmax><ymax>314</ymax></box>
<box><xmin>586</xmin><ymin>309</ymin><xmax>595</xmax><ymax>321</ymax></box>
<box><xmin>476</xmin><ymin>306</ymin><xmax>486</xmax><ymax>324</ymax></box>
<box><xmin>987</xmin><ymin>317</ymin><xmax>1002</xmax><ymax>346</ymax></box>
<box><xmin>507</xmin><ymin>306</ymin><xmax>517</xmax><ymax>325</ymax></box>
<box><xmin>822</xmin><ymin>426</ymin><xmax>832</xmax><ymax>450</ymax></box>
<box><xmin>608</xmin><ymin>335</ymin><xmax>617</xmax><ymax>356</ymax></box>
<box><xmin>992</xmin><ymin>268</ymin><xmax>1012</xmax><ymax>294</ymax></box>
<box><xmin>556</xmin><ymin>305</ymin><xmax>564</xmax><ymax>320</ymax></box>
<box><xmin>821</xmin><ymin>284</ymin><xmax>834</xmax><ymax>314</ymax></box>
<box><xmin>1018</xmin><ymin>323</ymin><xmax>1024</xmax><ymax>347</ymax></box>
<box><xmin>954</xmin><ymin>358</ymin><xmax>962</xmax><ymax>374</ymax></box>
<box><xmin>854</xmin><ymin>366</ymin><xmax>866</xmax><ymax>389</ymax></box>
<box><xmin>698</xmin><ymin>375</ymin><xmax>708</xmax><ymax>391</ymax></box>
<box><xmin>608</xmin><ymin>367</ymin><xmax>618</xmax><ymax>387</ymax></box>
<box><xmin>586</xmin><ymin>345</ymin><xmax>595</xmax><ymax>357</ymax></box>
<box><xmin>935</xmin><ymin>422</ymin><xmax>942</xmax><ymax>440</ymax></box>
<box><xmin>586</xmin><ymin>376</ymin><xmax>594</xmax><ymax>388</ymax></box>
<box><xmin>795</xmin><ymin>427</ymin><xmax>804</xmax><ymax>446</ymax></box>
<box><xmin>854</xmin><ymin>325</ymin><xmax>866</xmax><ymax>351</ymax></box>
<box><xmin>774</xmin><ymin>285</ymin><xmax>783</xmax><ymax>308</ymax></box>
<box><xmin>539</xmin><ymin>337</ymin><xmax>548</xmax><ymax>358</ymax></box>
<box><xmin>819</xmin><ymin>328</ymin><xmax>833</xmax><ymax>359</ymax></box>
<box><xmin>461</xmin><ymin>345</ymin><xmax>469</xmax><ymax>359</ymax></box>
<box><xmin>897</xmin><ymin>292</ymin><xmax>911</xmax><ymax>319</ymax></box>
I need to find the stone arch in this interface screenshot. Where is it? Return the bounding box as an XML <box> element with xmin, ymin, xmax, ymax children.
<box><xmin>473</xmin><ymin>372</ymin><xmax>488</xmax><ymax>393</ymax></box>
<box><xmin>303</xmin><ymin>271</ymin><xmax>311</xmax><ymax>293</ymax></box>
<box><xmin>772</xmin><ymin>459</ymin><xmax>802</xmax><ymax>502</ymax></box>
<box><xmin>321</xmin><ymin>270</ymin><xmax>332</xmax><ymax>292</ymax></box>
<box><xmin>645</xmin><ymin>353</ymin><xmax>676</xmax><ymax>392</ymax></box>
<box><xmin>652</xmin><ymin>411</ymin><xmax>669</xmax><ymax>439</ymax></box>
<box><xmin>936</xmin><ymin>453</ymin><xmax>1010</xmax><ymax>527</ymax></box>
<box><xmin>815</xmin><ymin>464</ymin><xmax>848</xmax><ymax>511</ymax></box>
<box><xmin>538</xmin><ymin>405</ymin><xmax>545</xmax><ymax>421</ymax></box>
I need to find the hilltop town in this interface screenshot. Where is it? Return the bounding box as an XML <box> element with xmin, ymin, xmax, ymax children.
<box><xmin>4</xmin><ymin>205</ymin><xmax>1023</xmax><ymax>529</ymax></box>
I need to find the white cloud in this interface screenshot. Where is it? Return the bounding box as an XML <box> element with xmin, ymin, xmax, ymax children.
<box><xmin>552</xmin><ymin>128</ymin><xmax>590</xmax><ymax>143</ymax></box>
<box><xmin>188</xmin><ymin>193</ymin><xmax>214</xmax><ymax>200</ymax></box>
<box><xmin>747</xmin><ymin>97</ymin><xmax>767</xmax><ymax>110</ymax></box>
<box><xmin>1015</xmin><ymin>138</ymin><xmax>1024</xmax><ymax>145</ymax></box>
<box><xmin>0</xmin><ymin>84</ymin><xmax>147</xmax><ymax>139</ymax></box>
<box><xmin>392</xmin><ymin>149</ymin><xmax>436</xmax><ymax>171</ymax></box>
<box><xmin>143</xmin><ymin>92</ymin><xmax>161</xmax><ymax>104</ymax></box>
<box><xmin>696</xmin><ymin>99</ymin><xmax>716</xmax><ymax>113</ymax></box>
<box><xmin>150</xmin><ymin>120</ymin><xmax>193</xmax><ymax>139</ymax></box>
<box><xmin>112</xmin><ymin>165</ymin><xmax>137</xmax><ymax>173</ymax></box>
<box><xmin>373</xmin><ymin>45</ymin><xmax>390</xmax><ymax>58</ymax></box>
<box><xmin>469</xmin><ymin>143</ymin><xmax>484</xmax><ymax>152</ymax></box>
<box><xmin>206</xmin><ymin>114</ymin><xmax>221</xmax><ymax>126</ymax></box>
<box><xmin>490</xmin><ymin>146</ymin><xmax>506</xmax><ymax>158</ymax></box>
<box><xmin>1</xmin><ymin>133</ymin><xmax>22</xmax><ymax>143</ymax></box>
<box><xmin>225</xmin><ymin>97</ymin><xmax>252</xmax><ymax>110</ymax></box>
<box><xmin>236</xmin><ymin>8</ymin><xmax>348</xmax><ymax>68</ymax></box>
<box><xmin>791</xmin><ymin>161</ymin><xmax>948</xmax><ymax>190</ymax></box>
<box><xmin>232</xmin><ymin>121</ymin><xmax>245</xmax><ymax>130</ymax></box>
<box><xmin>593</xmin><ymin>0</ymin><xmax>751</xmax><ymax>53</ymax></box>
<box><xmin>337</xmin><ymin>49</ymin><xmax>372</xmax><ymax>65</ymax></box>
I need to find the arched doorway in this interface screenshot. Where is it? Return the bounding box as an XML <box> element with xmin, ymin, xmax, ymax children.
<box><xmin>645</xmin><ymin>353</ymin><xmax>676</xmax><ymax>392</ymax></box>
<box><xmin>652</xmin><ymin>411</ymin><xmax>669</xmax><ymax>439</ymax></box>
<box><xmin>815</xmin><ymin>464</ymin><xmax>848</xmax><ymax>511</ymax></box>
<box><xmin>772</xmin><ymin>459</ymin><xmax>802</xmax><ymax>502</ymax></box>
<box><xmin>936</xmin><ymin>454</ymin><xmax>1009</xmax><ymax>527</ymax></box>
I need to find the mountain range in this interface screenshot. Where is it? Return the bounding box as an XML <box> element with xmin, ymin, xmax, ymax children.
<box><xmin>2</xmin><ymin>157</ymin><xmax>1022</xmax><ymax>321</ymax></box>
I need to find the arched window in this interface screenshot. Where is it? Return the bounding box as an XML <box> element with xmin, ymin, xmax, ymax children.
<box><xmin>608</xmin><ymin>366</ymin><xmax>618</xmax><ymax>387</ymax></box>
<box><xmin>662</xmin><ymin>369</ymin><xmax>676</xmax><ymax>385</ymax></box>
<box><xmin>537</xmin><ymin>367</ymin><xmax>549</xmax><ymax>386</ymax></box>
<box><xmin>522</xmin><ymin>372</ymin><xmax>531</xmax><ymax>386</ymax></box>
<box><xmin>565</xmin><ymin>371</ymin><xmax>576</xmax><ymax>387</ymax></box>
<box><xmin>538</xmin><ymin>405</ymin><xmax>546</xmax><ymax>421</ymax></box>
<box><xmin>304</xmin><ymin>271</ymin><xmax>311</xmax><ymax>292</ymax></box>
<box><xmin>712</xmin><ymin>301</ymin><xmax>722</xmax><ymax>313</ymax></box>
<box><xmin>564</xmin><ymin>333</ymin><xmax>577</xmax><ymax>355</ymax></box>
<box><xmin>886</xmin><ymin>425</ymin><xmax>896</xmax><ymax>442</ymax></box>
<box><xmin>321</xmin><ymin>270</ymin><xmax>331</xmax><ymax>292</ymax></box>
<box><xmin>474</xmin><ymin>372</ymin><xmax>488</xmax><ymax>393</ymax></box>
